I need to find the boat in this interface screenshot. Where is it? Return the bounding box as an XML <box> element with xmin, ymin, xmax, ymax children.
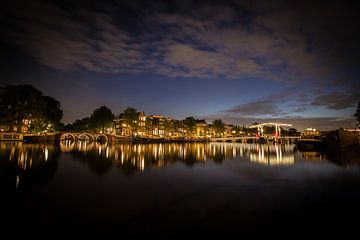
<box><xmin>296</xmin><ymin>137</ymin><xmax>326</xmax><ymax>150</ymax></box>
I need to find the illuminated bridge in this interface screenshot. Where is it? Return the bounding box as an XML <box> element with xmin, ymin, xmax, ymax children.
<box><xmin>249</xmin><ymin>122</ymin><xmax>293</xmax><ymax>138</ymax></box>
<box><xmin>211</xmin><ymin>122</ymin><xmax>300</xmax><ymax>143</ymax></box>
<box><xmin>57</xmin><ymin>132</ymin><xmax>113</xmax><ymax>143</ymax></box>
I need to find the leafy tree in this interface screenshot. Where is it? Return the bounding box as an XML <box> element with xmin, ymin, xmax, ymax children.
<box><xmin>183</xmin><ymin>117</ymin><xmax>197</xmax><ymax>133</ymax></box>
<box><xmin>354</xmin><ymin>101</ymin><xmax>360</xmax><ymax>126</ymax></box>
<box><xmin>288</xmin><ymin>128</ymin><xmax>299</xmax><ymax>136</ymax></box>
<box><xmin>43</xmin><ymin>96</ymin><xmax>63</xmax><ymax>131</ymax></box>
<box><xmin>65</xmin><ymin>117</ymin><xmax>91</xmax><ymax>132</ymax></box>
<box><xmin>0</xmin><ymin>85</ymin><xmax>62</xmax><ymax>133</ymax></box>
<box><xmin>121</xmin><ymin>107</ymin><xmax>139</xmax><ymax>128</ymax></box>
<box><xmin>90</xmin><ymin>106</ymin><xmax>114</xmax><ymax>132</ymax></box>
<box><xmin>264</xmin><ymin>126</ymin><xmax>275</xmax><ymax>134</ymax></box>
<box><xmin>212</xmin><ymin>119</ymin><xmax>225</xmax><ymax>135</ymax></box>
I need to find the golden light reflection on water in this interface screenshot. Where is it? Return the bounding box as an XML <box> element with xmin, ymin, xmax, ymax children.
<box><xmin>1</xmin><ymin>142</ymin><xmax>56</xmax><ymax>171</ymax></box>
<box><xmin>0</xmin><ymin>142</ymin><xmax>59</xmax><ymax>189</ymax></box>
<box><xmin>59</xmin><ymin>141</ymin><xmax>299</xmax><ymax>170</ymax></box>
<box><xmin>249</xmin><ymin>144</ymin><xmax>295</xmax><ymax>166</ymax></box>
<box><xmin>1</xmin><ymin>141</ymin><xmax>319</xmax><ymax>175</ymax></box>
<box><xmin>1</xmin><ymin>141</ymin><xmax>359</xmax><ymax>189</ymax></box>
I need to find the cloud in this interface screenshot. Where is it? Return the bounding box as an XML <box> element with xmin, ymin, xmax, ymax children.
<box><xmin>1</xmin><ymin>1</ymin><xmax>146</xmax><ymax>73</ymax></box>
<box><xmin>225</xmin><ymin>99</ymin><xmax>283</xmax><ymax>116</ymax></box>
<box><xmin>223</xmin><ymin>87</ymin><xmax>360</xmax><ymax>118</ymax></box>
<box><xmin>312</xmin><ymin>89</ymin><xmax>360</xmax><ymax>110</ymax></box>
<box><xmin>160</xmin><ymin>43</ymin><xmax>263</xmax><ymax>78</ymax></box>
<box><xmin>1</xmin><ymin>0</ymin><xmax>357</xmax><ymax>86</ymax></box>
<box><xmin>224</xmin><ymin>90</ymin><xmax>310</xmax><ymax>116</ymax></box>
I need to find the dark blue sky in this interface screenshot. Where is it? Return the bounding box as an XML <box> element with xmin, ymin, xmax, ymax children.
<box><xmin>1</xmin><ymin>0</ymin><xmax>359</xmax><ymax>130</ymax></box>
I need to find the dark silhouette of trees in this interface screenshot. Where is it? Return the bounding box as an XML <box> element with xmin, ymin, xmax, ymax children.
<box><xmin>0</xmin><ymin>85</ymin><xmax>63</xmax><ymax>133</ymax></box>
<box><xmin>212</xmin><ymin>119</ymin><xmax>225</xmax><ymax>136</ymax></box>
<box><xmin>65</xmin><ymin>117</ymin><xmax>91</xmax><ymax>132</ymax></box>
<box><xmin>43</xmin><ymin>96</ymin><xmax>63</xmax><ymax>129</ymax></box>
<box><xmin>90</xmin><ymin>106</ymin><xmax>114</xmax><ymax>132</ymax></box>
<box><xmin>288</xmin><ymin>128</ymin><xmax>300</xmax><ymax>136</ymax></box>
<box><xmin>354</xmin><ymin>101</ymin><xmax>360</xmax><ymax>126</ymax></box>
<box><xmin>64</xmin><ymin>106</ymin><xmax>114</xmax><ymax>132</ymax></box>
<box><xmin>183</xmin><ymin>117</ymin><xmax>197</xmax><ymax>133</ymax></box>
<box><xmin>120</xmin><ymin>107</ymin><xmax>139</xmax><ymax>128</ymax></box>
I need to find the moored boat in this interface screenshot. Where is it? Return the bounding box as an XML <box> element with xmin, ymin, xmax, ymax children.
<box><xmin>296</xmin><ymin>138</ymin><xmax>326</xmax><ymax>150</ymax></box>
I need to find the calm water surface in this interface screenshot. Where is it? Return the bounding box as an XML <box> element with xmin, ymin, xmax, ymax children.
<box><xmin>1</xmin><ymin>141</ymin><xmax>360</xmax><ymax>236</ymax></box>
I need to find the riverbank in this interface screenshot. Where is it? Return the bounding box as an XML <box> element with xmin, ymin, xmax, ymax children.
<box><xmin>3</xmin><ymin>133</ymin><xmax>209</xmax><ymax>143</ymax></box>
<box><xmin>0</xmin><ymin>133</ymin><xmax>23</xmax><ymax>141</ymax></box>
<box><xmin>325</xmin><ymin>128</ymin><xmax>360</xmax><ymax>148</ymax></box>
<box><xmin>2</xmin><ymin>128</ymin><xmax>359</xmax><ymax>147</ymax></box>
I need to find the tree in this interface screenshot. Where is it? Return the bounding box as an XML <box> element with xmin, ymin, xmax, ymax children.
<box><xmin>212</xmin><ymin>119</ymin><xmax>225</xmax><ymax>136</ymax></box>
<box><xmin>183</xmin><ymin>117</ymin><xmax>197</xmax><ymax>133</ymax></box>
<box><xmin>288</xmin><ymin>128</ymin><xmax>299</xmax><ymax>136</ymax></box>
<box><xmin>90</xmin><ymin>106</ymin><xmax>114</xmax><ymax>132</ymax></box>
<box><xmin>264</xmin><ymin>126</ymin><xmax>275</xmax><ymax>135</ymax></box>
<box><xmin>0</xmin><ymin>85</ymin><xmax>63</xmax><ymax>133</ymax></box>
<box><xmin>43</xmin><ymin>96</ymin><xmax>63</xmax><ymax>131</ymax></box>
<box><xmin>354</xmin><ymin>101</ymin><xmax>360</xmax><ymax>126</ymax></box>
<box><xmin>121</xmin><ymin>107</ymin><xmax>139</xmax><ymax>128</ymax></box>
<box><xmin>65</xmin><ymin>117</ymin><xmax>91</xmax><ymax>132</ymax></box>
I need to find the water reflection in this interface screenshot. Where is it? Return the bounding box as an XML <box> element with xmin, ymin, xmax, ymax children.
<box><xmin>300</xmin><ymin>151</ymin><xmax>326</xmax><ymax>162</ymax></box>
<box><xmin>1</xmin><ymin>141</ymin><xmax>359</xmax><ymax>236</ymax></box>
<box><xmin>248</xmin><ymin>144</ymin><xmax>295</xmax><ymax>166</ymax></box>
<box><xmin>326</xmin><ymin>148</ymin><xmax>360</xmax><ymax>167</ymax></box>
<box><xmin>60</xmin><ymin>142</ymin><xmax>299</xmax><ymax>173</ymax></box>
<box><xmin>0</xmin><ymin>142</ymin><xmax>60</xmax><ymax>191</ymax></box>
<box><xmin>1</xmin><ymin>142</ymin><xmax>359</xmax><ymax>186</ymax></box>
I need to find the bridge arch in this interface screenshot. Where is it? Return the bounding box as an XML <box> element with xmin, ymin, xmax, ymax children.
<box><xmin>76</xmin><ymin>133</ymin><xmax>95</xmax><ymax>142</ymax></box>
<box><xmin>60</xmin><ymin>133</ymin><xmax>76</xmax><ymax>141</ymax></box>
<box><xmin>96</xmin><ymin>134</ymin><xmax>108</xmax><ymax>143</ymax></box>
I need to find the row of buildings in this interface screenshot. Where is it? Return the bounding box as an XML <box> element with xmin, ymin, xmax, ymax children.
<box><xmin>111</xmin><ymin>112</ymin><xmax>247</xmax><ymax>139</ymax></box>
<box><xmin>1</xmin><ymin>111</ymin><xmax>300</xmax><ymax>139</ymax></box>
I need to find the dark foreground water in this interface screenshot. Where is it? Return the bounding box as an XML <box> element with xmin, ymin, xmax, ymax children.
<box><xmin>1</xmin><ymin>141</ymin><xmax>360</xmax><ymax>237</ymax></box>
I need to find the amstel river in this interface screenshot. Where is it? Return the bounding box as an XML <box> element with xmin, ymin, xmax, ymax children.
<box><xmin>1</xmin><ymin>141</ymin><xmax>360</xmax><ymax>236</ymax></box>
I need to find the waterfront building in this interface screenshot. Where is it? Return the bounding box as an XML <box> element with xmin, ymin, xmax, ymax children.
<box><xmin>195</xmin><ymin>119</ymin><xmax>208</xmax><ymax>138</ymax></box>
<box><xmin>113</xmin><ymin>118</ymin><xmax>132</xmax><ymax>136</ymax></box>
<box><xmin>302</xmin><ymin>127</ymin><xmax>321</xmax><ymax>137</ymax></box>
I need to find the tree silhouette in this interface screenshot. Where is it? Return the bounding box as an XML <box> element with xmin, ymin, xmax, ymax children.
<box><xmin>183</xmin><ymin>117</ymin><xmax>197</xmax><ymax>133</ymax></box>
<box><xmin>121</xmin><ymin>107</ymin><xmax>139</xmax><ymax>128</ymax></box>
<box><xmin>212</xmin><ymin>119</ymin><xmax>225</xmax><ymax>136</ymax></box>
<box><xmin>0</xmin><ymin>85</ymin><xmax>63</xmax><ymax>133</ymax></box>
<box><xmin>354</xmin><ymin>101</ymin><xmax>360</xmax><ymax>126</ymax></box>
<box><xmin>90</xmin><ymin>106</ymin><xmax>114</xmax><ymax>132</ymax></box>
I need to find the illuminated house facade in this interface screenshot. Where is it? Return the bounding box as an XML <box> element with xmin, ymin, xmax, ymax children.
<box><xmin>112</xmin><ymin>112</ymin><xmax>248</xmax><ymax>139</ymax></box>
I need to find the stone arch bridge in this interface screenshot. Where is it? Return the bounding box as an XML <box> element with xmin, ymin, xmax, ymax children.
<box><xmin>56</xmin><ymin>132</ymin><xmax>111</xmax><ymax>143</ymax></box>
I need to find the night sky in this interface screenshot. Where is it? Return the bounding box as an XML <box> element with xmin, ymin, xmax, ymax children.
<box><xmin>1</xmin><ymin>0</ymin><xmax>359</xmax><ymax>130</ymax></box>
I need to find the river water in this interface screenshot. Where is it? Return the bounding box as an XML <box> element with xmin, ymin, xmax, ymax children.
<box><xmin>1</xmin><ymin>141</ymin><xmax>360</xmax><ymax>236</ymax></box>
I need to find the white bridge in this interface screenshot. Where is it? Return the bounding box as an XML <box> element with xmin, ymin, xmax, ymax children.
<box><xmin>210</xmin><ymin>136</ymin><xmax>300</xmax><ymax>143</ymax></box>
<box><xmin>212</xmin><ymin>122</ymin><xmax>300</xmax><ymax>143</ymax></box>
<box><xmin>249</xmin><ymin>122</ymin><xmax>293</xmax><ymax>138</ymax></box>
